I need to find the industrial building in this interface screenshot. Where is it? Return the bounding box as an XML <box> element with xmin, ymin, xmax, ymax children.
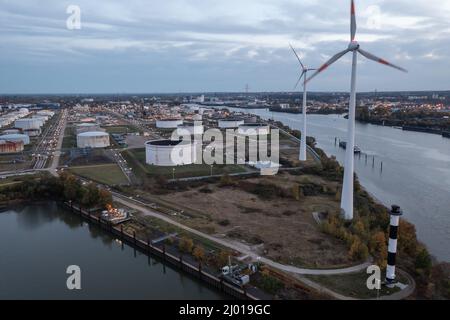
<box><xmin>156</xmin><ymin>118</ymin><xmax>184</xmax><ymax>129</ymax></box>
<box><xmin>218</xmin><ymin>118</ymin><xmax>245</xmax><ymax>129</ymax></box>
<box><xmin>0</xmin><ymin>134</ymin><xmax>30</xmax><ymax>145</ymax></box>
<box><xmin>237</xmin><ymin>123</ymin><xmax>270</xmax><ymax>136</ymax></box>
<box><xmin>145</xmin><ymin>139</ymin><xmax>196</xmax><ymax>166</ymax></box>
<box><xmin>0</xmin><ymin>140</ymin><xmax>24</xmax><ymax>154</ymax></box>
<box><xmin>76</xmin><ymin>131</ymin><xmax>110</xmax><ymax>148</ymax></box>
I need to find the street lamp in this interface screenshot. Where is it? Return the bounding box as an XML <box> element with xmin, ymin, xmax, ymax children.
<box><xmin>172</xmin><ymin>168</ymin><xmax>175</xmax><ymax>180</ymax></box>
<box><xmin>210</xmin><ymin>164</ymin><xmax>213</xmax><ymax>176</ymax></box>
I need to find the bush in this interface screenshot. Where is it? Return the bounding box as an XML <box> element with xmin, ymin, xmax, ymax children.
<box><xmin>218</xmin><ymin>219</ymin><xmax>230</xmax><ymax>226</ymax></box>
<box><xmin>178</xmin><ymin>236</ymin><xmax>194</xmax><ymax>253</ymax></box>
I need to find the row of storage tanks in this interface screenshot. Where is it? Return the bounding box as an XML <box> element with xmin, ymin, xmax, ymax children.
<box><xmin>0</xmin><ymin>110</ymin><xmax>55</xmax><ymax>154</ymax></box>
<box><xmin>146</xmin><ymin>117</ymin><xmax>271</xmax><ymax>166</ymax></box>
<box><xmin>75</xmin><ymin>123</ymin><xmax>110</xmax><ymax>148</ymax></box>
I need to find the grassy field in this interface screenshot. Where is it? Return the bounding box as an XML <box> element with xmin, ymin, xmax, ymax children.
<box><xmin>125</xmin><ymin>148</ymin><xmax>250</xmax><ymax>179</ymax></box>
<box><xmin>62</xmin><ymin>126</ymin><xmax>76</xmax><ymax>149</ymax></box>
<box><xmin>306</xmin><ymin>271</ymin><xmax>404</xmax><ymax>299</ymax></box>
<box><xmin>104</xmin><ymin>125</ymin><xmax>138</xmax><ymax>134</ymax></box>
<box><xmin>69</xmin><ymin>164</ymin><xmax>129</xmax><ymax>186</ymax></box>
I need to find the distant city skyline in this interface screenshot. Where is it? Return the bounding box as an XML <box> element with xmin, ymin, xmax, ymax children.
<box><xmin>0</xmin><ymin>0</ymin><xmax>449</xmax><ymax>94</ymax></box>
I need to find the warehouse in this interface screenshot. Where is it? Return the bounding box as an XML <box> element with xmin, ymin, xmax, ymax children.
<box><xmin>15</xmin><ymin>118</ymin><xmax>42</xmax><ymax>131</ymax></box>
<box><xmin>0</xmin><ymin>140</ymin><xmax>24</xmax><ymax>154</ymax></box>
<box><xmin>76</xmin><ymin>131</ymin><xmax>110</xmax><ymax>148</ymax></box>
<box><xmin>156</xmin><ymin>118</ymin><xmax>184</xmax><ymax>129</ymax></box>
<box><xmin>145</xmin><ymin>139</ymin><xmax>196</xmax><ymax>166</ymax></box>
<box><xmin>237</xmin><ymin>123</ymin><xmax>270</xmax><ymax>136</ymax></box>
<box><xmin>0</xmin><ymin>134</ymin><xmax>30</xmax><ymax>145</ymax></box>
<box><xmin>218</xmin><ymin>118</ymin><xmax>245</xmax><ymax>129</ymax></box>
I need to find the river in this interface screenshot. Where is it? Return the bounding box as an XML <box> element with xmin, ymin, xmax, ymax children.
<box><xmin>0</xmin><ymin>202</ymin><xmax>225</xmax><ymax>299</ymax></box>
<box><xmin>219</xmin><ymin>107</ymin><xmax>450</xmax><ymax>262</ymax></box>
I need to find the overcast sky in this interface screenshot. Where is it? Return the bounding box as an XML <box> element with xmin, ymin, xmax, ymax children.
<box><xmin>0</xmin><ymin>0</ymin><xmax>449</xmax><ymax>94</ymax></box>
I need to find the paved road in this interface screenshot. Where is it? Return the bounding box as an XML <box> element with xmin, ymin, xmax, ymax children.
<box><xmin>48</xmin><ymin>109</ymin><xmax>68</xmax><ymax>176</ymax></box>
<box><xmin>112</xmin><ymin>192</ymin><xmax>371</xmax><ymax>276</ymax></box>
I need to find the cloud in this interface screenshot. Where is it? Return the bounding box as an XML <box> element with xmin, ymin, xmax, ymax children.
<box><xmin>0</xmin><ymin>0</ymin><xmax>449</xmax><ymax>93</ymax></box>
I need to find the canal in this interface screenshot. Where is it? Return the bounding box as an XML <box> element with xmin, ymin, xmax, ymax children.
<box><xmin>0</xmin><ymin>202</ymin><xmax>225</xmax><ymax>299</ymax></box>
<box><xmin>221</xmin><ymin>107</ymin><xmax>450</xmax><ymax>262</ymax></box>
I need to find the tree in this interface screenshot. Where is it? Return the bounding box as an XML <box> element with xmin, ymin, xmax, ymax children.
<box><xmin>81</xmin><ymin>183</ymin><xmax>99</xmax><ymax>208</ymax></box>
<box><xmin>178</xmin><ymin>236</ymin><xmax>194</xmax><ymax>253</ymax></box>
<box><xmin>369</xmin><ymin>231</ymin><xmax>388</xmax><ymax>267</ymax></box>
<box><xmin>348</xmin><ymin>237</ymin><xmax>369</xmax><ymax>261</ymax></box>
<box><xmin>98</xmin><ymin>189</ymin><xmax>113</xmax><ymax>208</ymax></box>
<box><xmin>192</xmin><ymin>246</ymin><xmax>205</xmax><ymax>262</ymax></box>
<box><xmin>415</xmin><ymin>248</ymin><xmax>432</xmax><ymax>275</ymax></box>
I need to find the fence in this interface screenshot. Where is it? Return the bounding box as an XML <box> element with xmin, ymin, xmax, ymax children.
<box><xmin>63</xmin><ymin>202</ymin><xmax>258</xmax><ymax>300</ymax></box>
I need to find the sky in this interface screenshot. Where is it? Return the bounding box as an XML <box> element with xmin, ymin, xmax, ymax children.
<box><xmin>0</xmin><ymin>0</ymin><xmax>449</xmax><ymax>94</ymax></box>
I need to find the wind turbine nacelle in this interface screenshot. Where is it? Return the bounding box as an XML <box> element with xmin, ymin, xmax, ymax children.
<box><xmin>348</xmin><ymin>41</ymin><xmax>360</xmax><ymax>51</ymax></box>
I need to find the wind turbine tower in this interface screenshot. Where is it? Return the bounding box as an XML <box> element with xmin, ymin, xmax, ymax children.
<box><xmin>290</xmin><ymin>45</ymin><xmax>316</xmax><ymax>161</ymax></box>
<box><xmin>306</xmin><ymin>0</ymin><xmax>407</xmax><ymax>220</ymax></box>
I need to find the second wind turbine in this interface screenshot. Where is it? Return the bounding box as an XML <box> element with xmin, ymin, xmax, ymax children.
<box><xmin>290</xmin><ymin>44</ymin><xmax>315</xmax><ymax>161</ymax></box>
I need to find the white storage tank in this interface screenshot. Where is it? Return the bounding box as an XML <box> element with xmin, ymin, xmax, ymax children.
<box><xmin>24</xmin><ymin>128</ymin><xmax>41</xmax><ymax>137</ymax></box>
<box><xmin>177</xmin><ymin>123</ymin><xmax>204</xmax><ymax>136</ymax></box>
<box><xmin>76</xmin><ymin>123</ymin><xmax>102</xmax><ymax>134</ymax></box>
<box><xmin>2</xmin><ymin>129</ymin><xmax>21</xmax><ymax>135</ymax></box>
<box><xmin>15</xmin><ymin>118</ymin><xmax>42</xmax><ymax>130</ymax></box>
<box><xmin>156</xmin><ymin>118</ymin><xmax>184</xmax><ymax>129</ymax></box>
<box><xmin>145</xmin><ymin>139</ymin><xmax>196</xmax><ymax>166</ymax></box>
<box><xmin>32</xmin><ymin>115</ymin><xmax>48</xmax><ymax>124</ymax></box>
<box><xmin>0</xmin><ymin>134</ymin><xmax>30</xmax><ymax>145</ymax></box>
<box><xmin>218</xmin><ymin>118</ymin><xmax>245</xmax><ymax>129</ymax></box>
<box><xmin>77</xmin><ymin>131</ymin><xmax>110</xmax><ymax>148</ymax></box>
<box><xmin>237</xmin><ymin>123</ymin><xmax>270</xmax><ymax>136</ymax></box>
<box><xmin>19</xmin><ymin>108</ymin><xmax>29</xmax><ymax>114</ymax></box>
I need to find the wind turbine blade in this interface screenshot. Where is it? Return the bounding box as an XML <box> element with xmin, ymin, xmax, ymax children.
<box><xmin>289</xmin><ymin>44</ymin><xmax>305</xmax><ymax>70</ymax></box>
<box><xmin>358</xmin><ymin>48</ymin><xmax>408</xmax><ymax>72</ymax></box>
<box><xmin>305</xmin><ymin>49</ymin><xmax>351</xmax><ymax>84</ymax></box>
<box><xmin>293</xmin><ymin>70</ymin><xmax>305</xmax><ymax>90</ymax></box>
<box><xmin>351</xmin><ymin>0</ymin><xmax>357</xmax><ymax>41</ymax></box>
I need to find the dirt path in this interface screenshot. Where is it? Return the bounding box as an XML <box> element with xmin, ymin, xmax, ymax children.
<box><xmin>113</xmin><ymin>192</ymin><xmax>372</xmax><ymax>276</ymax></box>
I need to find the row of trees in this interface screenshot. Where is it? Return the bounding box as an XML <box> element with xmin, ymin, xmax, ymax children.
<box><xmin>0</xmin><ymin>172</ymin><xmax>112</xmax><ymax>210</ymax></box>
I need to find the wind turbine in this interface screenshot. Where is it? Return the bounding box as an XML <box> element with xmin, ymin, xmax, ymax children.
<box><xmin>290</xmin><ymin>44</ymin><xmax>315</xmax><ymax>161</ymax></box>
<box><xmin>305</xmin><ymin>0</ymin><xmax>407</xmax><ymax>220</ymax></box>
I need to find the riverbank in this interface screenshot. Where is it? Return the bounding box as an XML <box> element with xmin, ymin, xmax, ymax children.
<box><xmin>0</xmin><ymin>203</ymin><xmax>228</xmax><ymax>299</ymax></box>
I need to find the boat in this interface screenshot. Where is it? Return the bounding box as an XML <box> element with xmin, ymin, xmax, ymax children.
<box><xmin>339</xmin><ymin>141</ymin><xmax>361</xmax><ymax>154</ymax></box>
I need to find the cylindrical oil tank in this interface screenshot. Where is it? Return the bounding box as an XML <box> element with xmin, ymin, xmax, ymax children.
<box><xmin>145</xmin><ymin>139</ymin><xmax>196</xmax><ymax>166</ymax></box>
<box><xmin>0</xmin><ymin>134</ymin><xmax>30</xmax><ymax>145</ymax></box>
<box><xmin>156</xmin><ymin>119</ymin><xmax>184</xmax><ymax>129</ymax></box>
<box><xmin>15</xmin><ymin>118</ymin><xmax>42</xmax><ymax>130</ymax></box>
<box><xmin>2</xmin><ymin>129</ymin><xmax>21</xmax><ymax>135</ymax></box>
<box><xmin>176</xmin><ymin>123</ymin><xmax>204</xmax><ymax>136</ymax></box>
<box><xmin>218</xmin><ymin>118</ymin><xmax>245</xmax><ymax>129</ymax></box>
<box><xmin>237</xmin><ymin>123</ymin><xmax>270</xmax><ymax>136</ymax></box>
<box><xmin>76</xmin><ymin>123</ymin><xmax>102</xmax><ymax>134</ymax></box>
<box><xmin>76</xmin><ymin>131</ymin><xmax>110</xmax><ymax>148</ymax></box>
<box><xmin>0</xmin><ymin>140</ymin><xmax>24</xmax><ymax>154</ymax></box>
<box><xmin>24</xmin><ymin>129</ymin><xmax>41</xmax><ymax>137</ymax></box>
